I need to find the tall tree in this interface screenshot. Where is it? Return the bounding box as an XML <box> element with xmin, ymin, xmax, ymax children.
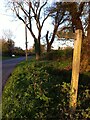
<box><xmin>81</xmin><ymin>2</ymin><xmax>90</xmax><ymax>71</ymax></box>
<box><xmin>68</xmin><ymin>2</ymin><xmax>85</xmax><ymax>33</ymax></box>
<box><xmin>53</xmin><ymin>2</ymin><xmax>85</xmax><ymax>35</ymax></box>
<box><xmin>2</xmin><ymin>29</ymin><xmax>14</xmax><ymax>41</ymax></box>
<box><xmin>2</xmin><ymin>39</ymin><xmax>15</xmax><ymax>56</ymax></box>
<box><xmin>87</xmin><ymin>3</ymin><xmax>90</xmax><ymax>55</ymax></box>
<box><xmin>45</xmin><ymin>2</ymin><xmax>69</xmax><ymax>52</ymax></box>
<box><xmin>2</xmin><ymin>29</ymin><xmax>15</xmax><ymax>56</ymax></box>
<box><xmin>7</xmin><ymin>39</ymin><xmax>15</xmax><ymax>56</ymax></box>
<box><xmin>2</xmin><ymin>39</ymin><xmax>9</xmax><ymax>56</ymax></box>
<box><xmin>8</xmin><ymin>0</ymin><xmax>51</xmax><ymax>60</ymax></box>
<box><xmin>55</xmin><ymin>2</ymin><xmax>90</xmax><ymax>71</ymax></box>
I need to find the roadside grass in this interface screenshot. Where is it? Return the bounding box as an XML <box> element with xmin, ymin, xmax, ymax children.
<box><xmin>0</xmin><ymin>56</ymin><xmax>2</xmax><ymax>60</ymax></box>
<box><xmin>2</xmin><ymin>49</ymin><xmax>90</xmax><ymax>119</ymax></box>
<box><xmin>0</xmin><ymin>102</ymin><xmax>2</xmax><ymax>120</ymax></box>
<box><xmin>2</xmin><ymin>56</ymin><xmax>20</xmax><ymax>60</ymax></box>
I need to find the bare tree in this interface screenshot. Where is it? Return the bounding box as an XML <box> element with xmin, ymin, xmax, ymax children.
<box><xmin>2</xmin><ymin>38</ymin><xmax>15</xmax><ymax>56</ymax></box>
<box><xmin>2</xmin><ymin>29</ymin><xmax>15</xmax><ymax>56</ymax></box>
<box><xmin>7</xmin><ymin>0</ymin><xmax>51</xmax><ymax>60</ymax></box>
<box><xmin>2</xmin><ymin>29</ymin><xmax>14</xmax><ymax>41</ymax></box>
<box><xmin>45</xmin><ymin>2</ymin><xmax>71</xmax><ymax>52</ymax></box>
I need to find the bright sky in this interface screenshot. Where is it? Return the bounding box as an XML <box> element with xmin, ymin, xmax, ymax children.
<box><xmin>0</xmin><ymin>0</ymin><xmax>35</xmax><ymax>50</ymax></box>
<box><xmin>0</xmin><ymin>0</ymin><xmax>74</xmax><ymax>50</ymax></box>
<box><xmin>0</xmin><ymin>0</ymin><xmax>55</xmax><ymax>50</ymax></box>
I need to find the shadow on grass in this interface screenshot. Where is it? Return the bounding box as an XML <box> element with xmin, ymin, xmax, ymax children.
<box><xmin>46</xmin><ymin>66</ymin><xmax>90</xmax><ymax>86</ymax></box>
<box><xmin>43</xmin><ymin>67</ymin><xmax>90</xmax><ymax>119</ymax></box>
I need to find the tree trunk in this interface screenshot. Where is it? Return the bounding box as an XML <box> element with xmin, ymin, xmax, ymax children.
<box><xmin>47</xmin><ymin>43</ymin><xmax>51</xmax><ymax>52</ymax></box>
<box><xmin>87</xmin><ymin>9</ymin><xmax>90</xmax><ymax>58</ymax></box>
<box><xmin>86</xmin><ymin>9</ymin><xmax>90</xmax><ymax>69</ymax></box>
<box><xmin>72</xmin><ymin>16</ymin><xmax>84</xmax><ymax>37</ymax></box>
<box><xmin>80</xmin><ymin>10</ymin><xmax>90</xmax><ymax>72</ymax></box>
<box><xmin>46</xmin><ymin>24</ymin><xmax>58</xmax><ymax>52</ymax></box>
<box><xmin>34</xmin><ymin>39</ymin><xmax>41</xmax><ymax>60</ymax></box>
<box><xmin>69</xmin><ymin>2</ymin><xmax>84</xmax><ymax>36</ymax></box>
<box><xmin>46</xmin><ymin>31</ymin><xmax>51</xmax><ymax>52</ymax></box>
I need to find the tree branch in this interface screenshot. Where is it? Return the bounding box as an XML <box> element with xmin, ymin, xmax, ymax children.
<box><xmin>17</xmin><ymin>2</ymin><xmax>28</xmax><ymax>17</ymax></box>
<box><xmin>41</xmin><ymin>13</ymin><xmax>51</xmax><ymax>28</ymax></box>
<box><xmin>38</xmin><ymin>1</ymin><xmax>47</xmax><ymax>21</ymax></box>
<box><xmin>78</xmin><ymin>2</ymin><xmax>85</xmax><ymax>17</ymax></box>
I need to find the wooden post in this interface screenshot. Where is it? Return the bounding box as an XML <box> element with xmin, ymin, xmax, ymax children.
<box><xmin>25</xmin><ymin>16</ymin><xmax>28</xmax><ymax>61</ymax></box>
<box><xmin>70</xmin><ymin>29</ymin><xmax>82</xmax><ymax>111</ymax></box>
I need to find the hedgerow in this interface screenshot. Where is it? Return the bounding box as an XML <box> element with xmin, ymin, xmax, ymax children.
<box><xmin>42</xmin><ymin>48</ymin><xmax>73</xmax><ymax>61</ymax></box>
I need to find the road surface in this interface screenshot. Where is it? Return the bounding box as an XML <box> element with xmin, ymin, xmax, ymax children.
<box><xmin>0</xmin><ymin>57</ymin><xmax>28</xmax><ymax>97</ymax></box>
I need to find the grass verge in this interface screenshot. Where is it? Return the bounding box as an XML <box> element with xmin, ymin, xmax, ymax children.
<box><xmin>2</xmin><ymin>56</ymin><xmax>22</xmax><ymax>60</ymax></box>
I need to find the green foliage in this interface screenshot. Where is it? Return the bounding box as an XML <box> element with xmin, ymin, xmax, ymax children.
<box><xmin>2</xmin><ymin>59</ymin><xmax>90</xmax><ymax>119</ymax></box>
<box><xmin>13</xmin><ymin>47</ymin><xmax>25</xmax><ymax>56</ymax></box>
<box><xmin>42</xmin><ymin>48</ymin><xmax>73</xmax><ymax>61</ymax></box>
<box><xmin>2</xmin><ymin>39</ymin><xmax>15</xmax><ymax>56</ymax></box>
<box><xmin>1</xmin><ymin>39</ymin><xmax>25</xmax><ymax>57</ymax></box>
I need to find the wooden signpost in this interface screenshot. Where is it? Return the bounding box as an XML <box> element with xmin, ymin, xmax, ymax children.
<box><xmin>70</xmin><ymin>29</ymin><xmax>82</xmax><ymax>111</ymax></box>
<box><xmin>56</xmin><ymin>30</ymin><xmax>75</xmax><ymax>39</ymax></box>
<box><xmin>56</xmin><ymin>29</ymin><xmax>82</xmax><ymax>112</ymax></box>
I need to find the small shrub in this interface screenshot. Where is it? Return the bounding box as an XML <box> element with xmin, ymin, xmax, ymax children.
<box><xmin>42</xmin><ymin>49</ymin><xmax>73</xmax><ymax>61</ymax></box>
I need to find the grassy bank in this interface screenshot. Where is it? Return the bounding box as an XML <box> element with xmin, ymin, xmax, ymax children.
<box><xmin>2</xmin><ymin>49</ymin><xmax>90</xmax><ymax>119</ymax></box>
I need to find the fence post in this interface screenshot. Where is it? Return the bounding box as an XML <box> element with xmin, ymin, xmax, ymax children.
<box><xmin>70</xmin><ymin>29</ymin><xmax>82</xmax><ymax>112</ymax></box>
<box><xmin>25</xmin><ymin>16</ymin><xmax>28</xmax><ymax>61</ymax></box>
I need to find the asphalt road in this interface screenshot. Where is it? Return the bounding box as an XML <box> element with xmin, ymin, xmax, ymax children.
<box><xmin>0</xmin><ymin>57</ymin><xmax>27</xmax><ymax>97</ymax></box>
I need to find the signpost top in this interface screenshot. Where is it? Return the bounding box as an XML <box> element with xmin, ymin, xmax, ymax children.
<box><xmin>56</xmin><ymin>30</ymin><xmax>75</xmax><ymax>40</ymax></box>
